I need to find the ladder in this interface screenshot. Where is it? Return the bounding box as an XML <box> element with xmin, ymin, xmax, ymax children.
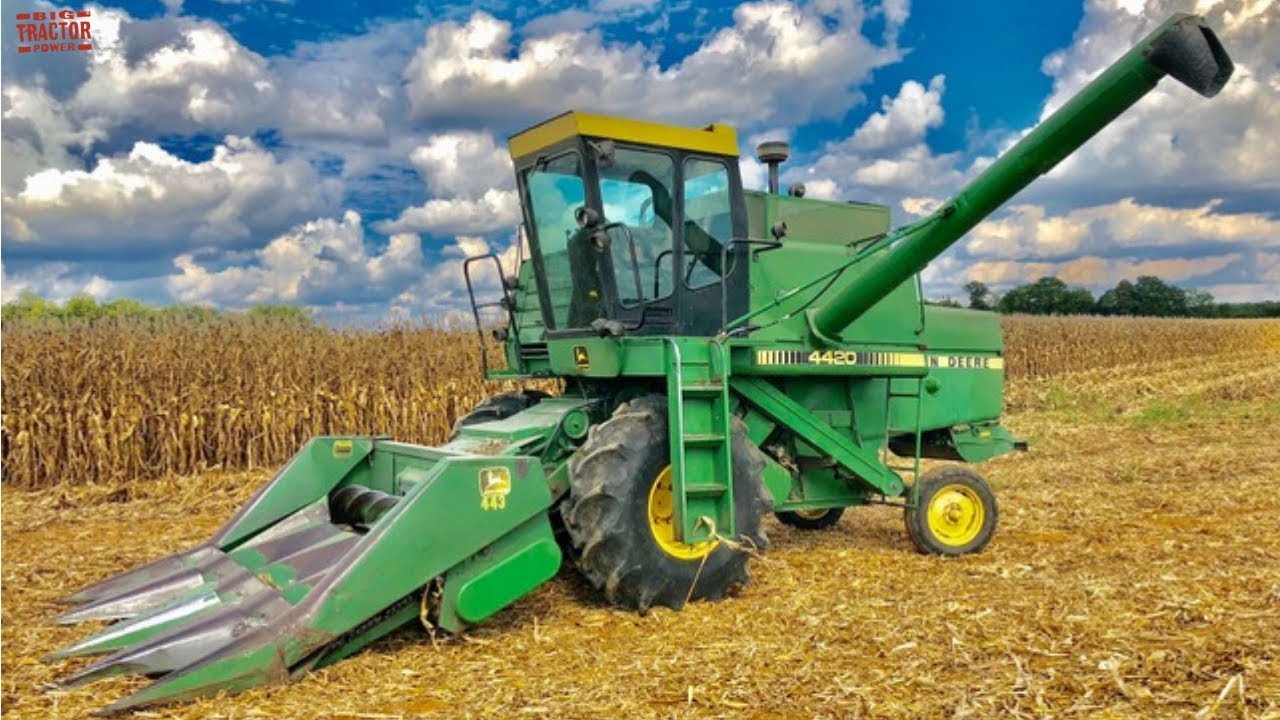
<box><xmin>884</xmin><ymin>377</ymin><xmax>925</xmax><ymax>506</ymax></box>
<box><xmin>664</xmin><ymin>339</ymin><xmax>735</xmax><ymax>545</ymax></box>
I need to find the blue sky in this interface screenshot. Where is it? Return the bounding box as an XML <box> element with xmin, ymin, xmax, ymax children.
<box><xmin>2</xmin><ymin>0</ymin><xmax>1276</xmax><ymax>322</ymax></box>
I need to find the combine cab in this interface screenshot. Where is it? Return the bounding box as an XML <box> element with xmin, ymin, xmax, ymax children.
<box><xmin>50</xmin><ymin>14</ymin><xmax>1233</xmax><ymax>714</ymax></box>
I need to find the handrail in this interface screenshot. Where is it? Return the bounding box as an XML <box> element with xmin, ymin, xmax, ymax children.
<box><xmin>462</xmin><ymin>253</ymin><xmax>518</xmax><ymax>376</ymax></box>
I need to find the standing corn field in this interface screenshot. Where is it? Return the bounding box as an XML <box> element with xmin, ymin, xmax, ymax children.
<box><xmin>1000</xmin><ymin>315</ymin><xmax>1280</xmax><ymax>379</ymax></box>
<box><xmin>1</xmin><ymin>318</ymin><xmax>537</xmax><ymax>489</ymax></box>
<box><xmin>3</xmin><ymin>315</ymin><xmax>1276</xmax><ymax>490</ymax></box>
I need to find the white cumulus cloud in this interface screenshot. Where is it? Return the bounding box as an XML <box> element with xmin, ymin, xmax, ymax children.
<box><xmin>376</xmin><ymin>131</ymin><xmax>521</xmax><ymax>236</ymax></box>
<box><xmin>408</xmin><ymin>131</ymin><xmax>515</xmax><ymax>199</ymax></box>
<box><xmin>168</xmin><ymin>211</ymin><xmax>424</xmax><ymax>306</ymax></box>
<box><xmin>377</xmin><ymin>189</ymin><xmax>521</xmax><ymax>237</ymax></box>
<box><xmin>1030</xmin><ymin>0</ymin><xmax>1280</xmax><ymax>202</ymax></box>
<box><xmin>0</xmin><ymin>262</ymin><xmax>113</xmax><ymax>303</ymax></box>
<box><xmin>965</xmin><ymin>198</ymin><xmax>1280</xmax><ymax>260</ymax></box>
<box><xmin>797</xmin><ymin>75</ymin><xmax>961</xmax><ymax>205</ymax></box>
<box><xmin>404</xmin><ymin>1</ymin><xmax>902</xmax><ymax>129</ymax></box>
<box><xmin>846</xmin><ymin>74</ymin><xmax>945</xmax><ymax>153</ymax></box>
<box><xmin>4</xmin><ymin>136</ymin><xmax>341</xmax><ymax>253</ymax></box>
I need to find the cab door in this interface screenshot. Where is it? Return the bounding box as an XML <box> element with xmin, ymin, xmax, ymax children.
<box><xmin>676</xmin><ymin>156</ymin><xmax>749</xmax><ymax>336</ymax></box>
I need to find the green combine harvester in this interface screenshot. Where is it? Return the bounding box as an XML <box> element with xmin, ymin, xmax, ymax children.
<box><xmin>49</xmin><ymin>14</ymin><xmax>1232</xmax><ymax>714</ymax></box>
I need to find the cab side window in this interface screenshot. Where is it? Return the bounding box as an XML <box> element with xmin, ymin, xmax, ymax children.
<box><xmin>598</xmin><ymin>148</ymin><xmax>676</xmax><ymax>307</ymax></box>
<box><xmin>682</xmin><ymin>158</ymin><xmax>733</xmax><ymax>290</ymax></box>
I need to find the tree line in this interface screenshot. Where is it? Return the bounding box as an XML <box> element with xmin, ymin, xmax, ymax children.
<box><xmin>934</xmin><ymin>276</ymin><xmax>1279</xmax><ymax>318</ymax></box>
<box><xmin>6</xmin><ymin>280</ymin><xmax>1276</xmax><ymax>325</ymax></box>
<box><xmin>0</xmin><ymin>292</ymin><xmax>314</xmax><ymax>325</ymax></box>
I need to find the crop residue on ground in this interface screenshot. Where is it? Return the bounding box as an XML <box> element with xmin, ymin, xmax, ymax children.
<box><xmin>2</xmin><ymin>318</ymin><xmax>1278</xmax><ymax>718</ymax></box>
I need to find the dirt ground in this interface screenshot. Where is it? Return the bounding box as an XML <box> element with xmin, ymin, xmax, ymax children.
<box><xmin>3</xmin><ymin>349</ymin><xmax>1278</xmax><ymax>719</ymax></box>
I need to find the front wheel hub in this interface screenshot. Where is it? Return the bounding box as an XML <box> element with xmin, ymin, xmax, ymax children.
<box><xmin>926</xmin><ymin>484</ymin><xmax>984</xmax><ymax>547</ymax></box>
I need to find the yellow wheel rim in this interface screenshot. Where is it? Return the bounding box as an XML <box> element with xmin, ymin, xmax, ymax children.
<box><xmin>792</xmin><ymin>508</ymin><xmax>830</xmax><ymax>520</ymax></box>
<box><xmin>647</xmin><ymin>466</ymin><xmax>718</xmax><ymax>560</ymax></box>
<box><xmin>925</xmin><ymin>483</ymin><xmax>985</xmax><ymax>547</ymax></box>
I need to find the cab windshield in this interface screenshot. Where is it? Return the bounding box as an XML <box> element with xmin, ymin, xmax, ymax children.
<box><xmin>522</xmin><ymin>144</ymin><xmax>733</xmax><ymax>331</ymax></box>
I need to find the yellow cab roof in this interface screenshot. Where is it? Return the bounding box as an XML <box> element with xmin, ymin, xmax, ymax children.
<box><xmin>508</xmin><ymin>111</ymin><xmax>739</xmax><ymax>160</ymax></box>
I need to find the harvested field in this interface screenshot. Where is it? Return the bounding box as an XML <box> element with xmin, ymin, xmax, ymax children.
<box><xmin>3</xmin><ymin>318</ymin><xmax>1280</xmax><ymax>718</ymax></box>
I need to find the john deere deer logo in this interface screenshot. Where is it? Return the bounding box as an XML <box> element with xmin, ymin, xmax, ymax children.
<box><xmin>478</xmin><ymin>467</ymin><xmax>511</xmax><ymax>510</ymax></box>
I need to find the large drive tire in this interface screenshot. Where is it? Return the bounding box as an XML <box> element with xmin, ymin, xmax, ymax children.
<box><xmin>560</xmin><ymin>395</ymin><xmax>772</xmax><ymax>612</ymax></box>
<box><xmin>904</xmin><ymin>465</ymin><xmax>998</xmax><ymax>556</ymax></box>
<box><xmin>776</xmin><ymin>507</ymin><xmax>845</xmax><ymax>530</ymax></box>
<box><xmin>450</xmin><ymin>390</ymin><xmax>550</xmax><ymax>438</ymax></box>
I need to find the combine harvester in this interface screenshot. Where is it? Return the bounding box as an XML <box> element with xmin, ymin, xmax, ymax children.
<box><xmin>49</xmin><ymin>14</ymin><xmax>1233</xmax><ymax>714</ymax></box>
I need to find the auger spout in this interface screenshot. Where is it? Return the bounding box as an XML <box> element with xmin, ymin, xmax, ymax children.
<box><xmin>808</xmin><ymin>13</ymin><xmax>1232</xmax><ymax>341</ymax></box>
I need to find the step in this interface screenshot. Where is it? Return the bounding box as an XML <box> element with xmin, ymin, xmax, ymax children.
<box><xmin>682</xmin><ymin>383</ymin><xmax>725</xmax><ymax>396</ymax></box>
<box><xmin>682</xmin><ymin>433</ymin><xmax>726</xmax><ymax>447</ymax></box>
<box><xmin>684</xmin><ymin>482</ymin><xmax>728</xmax><ymax>496</ymax></box>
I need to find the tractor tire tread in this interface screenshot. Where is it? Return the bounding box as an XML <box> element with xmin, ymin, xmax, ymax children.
<box><xmin>560</xmin><ymin>394</ymin><xmax>771</xmax><ymax>613</ymax></box>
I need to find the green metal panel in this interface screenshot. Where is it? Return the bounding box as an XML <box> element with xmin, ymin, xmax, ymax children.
<box><xmin>906</xmin><ymin>363</ymin><xmax>1005</xmax><ymax>428</ymax></box>
<box><xmin>216</xmin><ymin>437</ymin><xmax>376</xmax><ymax>548</ymax></box>
<box><xmin>444</xmin><ymin>397</ymin><xmax>596</xmax><ymax>450</ymax></box>
<box><xmin>744</xmin><ymin>191</ymin><xmax>889</xmax><ymax>245</ymax></box>
<box><xmin>917</xmin><ymin>305</ymin><xmax>1002</xmax><ymax>351</ymax></box>
<box><xmin>731</xmin><ymin>376</ymin><xmax>903</xmax><ymax>496</ymax></box>
<box><xmin>759</xmin><ymin>458</ymin><xmax>793</xmax><ymax>507</ymax></box>
<box><xmin>438</xmin><ymin>514</ymin><xmax>562</xmax><ymax>628</ymax></box>
<box><xmin>308</xmin><ymin>453</ymin><xmax>555</xmax><ymax>634</ymax></box>
<box><xmin>312</xmin><ymin>600</ymin><xmax>421</xmax><ymax>670</ymax></box>
<box><xmin>850</xmin><ymin>378</ymin><xmax>889</xmax><ymax>448</ymax></box>
<box><xmin>950</xmin><ymin>423</ymin><xmax>1020</xmax><ymax>463</ymax></box>
<box><xmin>741</xmin><ymin>241</ymin><xmax>925</xmax><ymax>347</ymax></box>
<box><xmin>772</xmin><ymin>467</ymin><xmax>869</xmax><ymax>512</ymax></box>
<box><xmin>733</xmin><ymin>343</ymin><xmax>930</xmax><ymax>377</ymax></box>
<box><xmin>547</xmin><ymin>336</ymin><xmax>625</xmax><ymax>376</ymax></box>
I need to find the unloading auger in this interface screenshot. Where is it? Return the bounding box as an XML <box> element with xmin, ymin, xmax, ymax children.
<box><xmin>48</xmin><ymin>13</ymin><xmax>1233</xmax><ymax>714</ymax></box>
